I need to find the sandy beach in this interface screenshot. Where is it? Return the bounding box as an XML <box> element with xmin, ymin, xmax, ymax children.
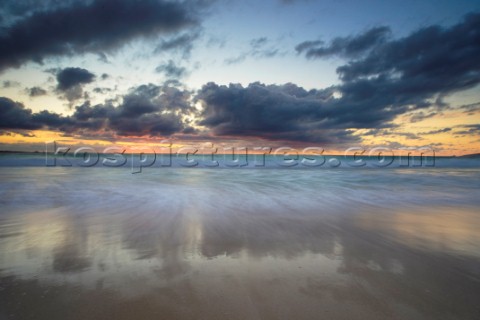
<box><xmin>1</xmin><ymin>167</ymin><xmax>480</xmax><ymax>319</ymax></box>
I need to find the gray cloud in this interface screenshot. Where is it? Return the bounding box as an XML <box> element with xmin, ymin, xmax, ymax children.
<box><xmin>250</xmin><ymin>37</ymin><xmax>268</xmax><ymax>49</ymax></box>
<box><xmin>225</xmin><ymin>36</ymin><xmax>280</xmax><ymax>65</ymax></box>
<box><xmin>0</xmin><ymin>0</ymin><xmax>204</xmax><ymax>71</ymax></box>
<box><xmin>27</xmin><ymin>87</ymin><xmax>48</xmax><ymax>97</ymax></box>
<box><xmin>455</xmin><ymin>124</ymin><xmax>480</xmax><ymax>136</ymax></box>
<box><xmin>408</xmin><ymin>111</ymin><xmax>439</xmax><ymax>123</ymax></box>
<box><xmin>69</xmin><ymin>84</ymin><xmax>195</xmax><ymax>136</ymax></box>
<box><xmin>334</xmin><ymin>14</ymin><xmax>480</xmax><ymax>85</ymax></box>
<box><xmin>155</xmin><ymin>60</ymin><xmax>187</xmax><ymax>79</ymax></box>
<box><xmin>196</xmin><ymin>82</ymin><xmax>360</xmax><ymax>144</ymax></box>
<box><xmin>2</xmin><ymin>80</ymin><xmax>21</xmax><ymax>88</ymax></box>
<box><xmin>296</xmin><ymin>13</ymin><xmax>480</xmax><ymax>126</ymax></box>
<box><xmin>154</xmin><ymin>31</ymin><xmax>201</xmax><ymax>59</ymax></box>
<box><xmin>0</xmin><ymin>83</ymin><xmax>195</xmax><ymax>137</ymax></box>
<box><xmin>419</xmin><ymin>128</ymin><xmax>452</xmax><ymax>135</ymax></box>
<box><xmin>0</xmin><ymin>98</ymin><xmax>41</xmax><ymax>130</ymax></box>
<box><xmin>1</xmin><ymin>13</ymin><xmax>479</xmax><ymax>145</ymax></box>
<box><xmin>198</xmin><ymin>14</ymin><xmax>480</xmax><ymax>144</ymax></box>
<box><xmin>363</xmin><ymin>128</ymin><xmax>422</xmax><ymax>140</ymax></box>
<box><xmin>297</xmin><ymin>13</ymin><xmax>480</xmax><ymax>91</ymax></box>
<box><xmin>296</xmin><ymin>26</ymin><xmax>391</xmax><ymax>59</ymax></box>
<box><xmin>56</xmin><ymin>67</ymin><xmax>95</xmax><ymax>91</ymax></box>
<box><xmin>459</xmin><ymin>102</ymin><xmax>480</xmax><ymax>114</ymax></box>
<box><xmin>54</xmin><ymin>67</ymin><xmax>96</xmax><ymax>103</ymax></box>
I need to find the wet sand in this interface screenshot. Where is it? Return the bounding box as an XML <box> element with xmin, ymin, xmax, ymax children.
<box><xmin>1</xmin><ymin>205</ymin><xmax>480</xmax><ymax>319</ymax></box>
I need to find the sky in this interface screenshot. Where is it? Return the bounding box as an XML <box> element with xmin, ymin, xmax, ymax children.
<box><xmin>0</xmin><ymin>0</ymin><xmax>479</xmax><ymax>155</ymax></box>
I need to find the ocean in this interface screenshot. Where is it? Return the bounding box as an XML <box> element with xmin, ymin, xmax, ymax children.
<box><xmin>1</xmin><ymin>153</ymin><xmax>480</xmax><ymax>319</ymax></box>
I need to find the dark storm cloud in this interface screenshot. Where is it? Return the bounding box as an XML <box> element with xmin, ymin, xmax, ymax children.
<box><xmin>0</xmin><ymin>97</ymin><xmax>75</xmax><ymax>131</ymax></box>
<box><xmin>195</xmin><ymin>82</ymin><xmax>360</xmax><ymax>143</ymax></box>
<box><xmin>196</xmin><ymin>14</ymin><xmax>480</xmax><ymax>143</ymax></box>
<box><xmin>54</xmin><ymin>67</ymin><xmax>95</xmax><ymax>103</ymax></box>
<box><xmin>0</xmin><ymin>82</ymin><xmax>195</xmax><ymax>137</ymax></box>
<box><xmin>69</xmin><ymin>84</ymin><xmax>195</xmax><ymax>136</ymax></box>
<box><xmin>296</xmin><ymin>26</ymin><xmax>391</xmax><ymax>59</ymax></box>
<box><xmin>155</xmin><ymin>60</ymin><xmax>187</xmax><ymax>79</ymax></box>
<box><xmin>27</xmin><ymin>87</ymin><xmax>48</xmax><ymax>97</ymax></box>
<box><xmin>195</xmin><ymin>77</ymin><xmax>434</xmax><ymax>143</ymax></box>
<box><xmin>2</xmin><ymin>13</ymin><xmax>479</xmax><ymax>144</ymax></box>
<box><xmin>335</xmin><ymin>14</ymin><xmax>480</xmax><ymax>85</ymax></box>
<box><xmin>0</xmin><ymin>0</ymin><xmax>81</xmax><ymax>20</ymax></box>
<box><xmin>56</xmin><ymin>68</ymin><xmax>96</xmax><ymax>91</ymax></box>
<box><xmin>0</xmin><ymin>0</ymin><xmax>203</xmax><ymax>71</ymax></box>
<box><xmin>289</xmin><ymin>13</ymin><xmax>480</xmax><ymax>132</ymax></box>
<box><xmin>0</xmin><ymin>98</ymin><xmax>41</xmax><ymax>130</ymax></box>
<box><xmin>32</xmin><ymin>110</ymin><xmax>70</xmax><ymax>128</ymax></box>
<box><xmin>297</xmin><ymin>13</ymin><xmax>480</xmax><ymax>89</ymax></box>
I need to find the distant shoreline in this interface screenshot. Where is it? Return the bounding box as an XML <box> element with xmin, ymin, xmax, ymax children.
<box><xmin>1</xmin><ymin>150</ymin><xmax>479</xmax><ymax>158</ymax></box>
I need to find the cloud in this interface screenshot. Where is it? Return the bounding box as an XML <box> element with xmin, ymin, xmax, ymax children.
<box><xmin>0</xmin><ymin>97</ymin><xmax>67</xmax><ymax>132</ymax></box>
<box><xmin>195</xmin><ymin>76</ymin><xmax>437</xmax><ymax>144</ymax></box>
<box><xmin>92</xmin><ymin>87</ymin><xmax>112</xmax><ymax>94</ymax></box>
<box><xmin>26</xmin><ymin>86</ymin><xmax>48</xmax><ymax>97</ymax></box>
<box><xmin>250</xmin><ymin>37</ymin><xmax>268</xmax><ymax>49</ymax></box>
<box><xmin>32</xmin><ymin>110</ymin><xmax>69</xmax><ymax>128</ymax></box>
<box><xmin>419</xmin><ymin>128</ymin><xmax>452</xmax><ymax>135</ymax></box>
<box><xmin>0</xmin><ymin>0</ymin><xmax>203</xmax><ymax>71</ymax></box>
<box><xmin>295</xmin><ymin>13</ymin><xmax>480</xmax><ymax>127</ymax></box>
<box><xmin>225</xmin><ymin>36</ymin><xmax>280</xmax><ymax>65</ymax></box>
<box><xmin>296</xmin><ymin>26</ymin><xmax>391</xmax><ymax>59</ymax></box>
<box><xmin>195</xmin><ymin>82</ymin><xmax>360</xmax><ymax>144</ymax></box>
<box><xmin>56</xmin><ymin>67</ymin><xmax>95</xmax><ymax>91</ymax></box>
<box><xmin>409</xmin><ymin>111</ymin><xmax>438</xmax><ymax>123</ymax></box>
<box><xmin>154</xmin><ymin>31</ymin><xmax>201</xmax><ymax>59</ymax></box>
<box><xmin>155</xmin><ymin>60</ymin><xmax>187</xmax><ymax>79</ymax></box>
<box><xmin>1</xmin><ymin>14</ymin><xmax>479</xmax><ymax>145</ymax></box>
<box><xmin>196</xmin><ymin>11</ymin><xmax>479</xmax><ymax>145</ymax></box>
<box><xmin>0</xmin><ymin>83</ymin><xmax>195</xmax><ymax>137</ymax></box>
<box><xmin>459</xmin><ymin>101</ymin><xmax>480</xmax><ymax>114</ymax></box>
<box><xmin>54</xmin><ymin>67</ymin><xmax>95</xmax><ymax>103</ymax></box>
<box><xmin>2</xmin><ymin>80</ymin><xmax>20</xmax><ymax>88</ymax></box>
<box><xmin>69</xmin><ymin>84</ymin><xmax>195</xmax><ymax>136</ymax></box>
<box><xmin>0</xmin><ymin>130</ymin><xmax>36</xmax><ymax>138</ymax></box>
<box><xmin>0</xmin><ymin>98</ymin><xmax>41</xmax><ymax>130</ymax></box>
<box><xmin>298</xmin><ymin>13</ymin><xmax>480</xmax><ymax>87</ymax></box>
<box><xmin>363</xmin><ymin>128</ymin><xmax>422</xmax><ymax>140</ymax></box>
<box><xmin>455</xmin><ymin>124</ymin><xmax>480</xmax><ymax>136</ymax></box>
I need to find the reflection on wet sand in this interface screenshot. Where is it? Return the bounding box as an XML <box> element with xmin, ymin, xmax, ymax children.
<box><xmin>352</xmin><ymin>207</ymin><xmax>480</xmax><ymax>257</ymax></box>
<box><xmin>1</xmin><ymin>202</ymin><xmax>480</xmax><ymax>320</ymax></box>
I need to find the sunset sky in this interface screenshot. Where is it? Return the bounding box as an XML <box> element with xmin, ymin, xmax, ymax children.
<box><xmin>0</xmin><ymin>0</ymin><xmax>479</xmax><ymax>155</ymax></box>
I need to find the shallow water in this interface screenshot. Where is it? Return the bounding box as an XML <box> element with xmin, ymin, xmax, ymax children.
<box><xmin>1</xmin><ymin>165</ymin><xmax>480</xmax><ymax>319</ymax></box>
